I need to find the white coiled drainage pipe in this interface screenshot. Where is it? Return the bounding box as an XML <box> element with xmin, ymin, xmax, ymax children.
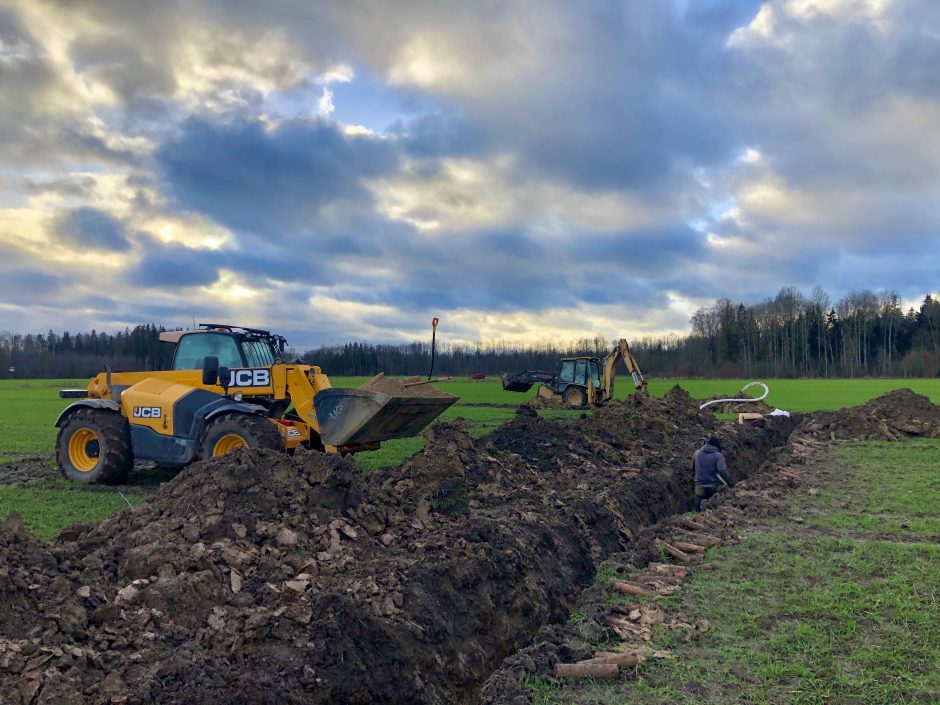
<box><xmin>698</xmin><ymin>381</ymin><xmax>769</xmax><ymax>410</ymax></box>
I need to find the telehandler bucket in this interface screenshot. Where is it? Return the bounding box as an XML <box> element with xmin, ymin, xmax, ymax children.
<box><xmin>314</xmin><ymin>387</ymin><xmax>457</xmax><ymax>446</ymax></box>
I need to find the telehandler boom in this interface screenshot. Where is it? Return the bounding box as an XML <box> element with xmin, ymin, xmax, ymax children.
<box><xmin>55</xmin><ymin>324</ymin><xmax>456</xmax><ymax>484</ymax></box>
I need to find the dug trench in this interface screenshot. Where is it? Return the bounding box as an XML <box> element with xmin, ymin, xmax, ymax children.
<box><xmin>2</xmin><ymin>387</ymin><xmax>795</xmax><ymax>705</ymax></box>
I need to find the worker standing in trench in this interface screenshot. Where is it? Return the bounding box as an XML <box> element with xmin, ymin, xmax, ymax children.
<box><xmin>693</xmin><ymin>436</ymin><xmax>734</xmax><ymax>511</ymax></box>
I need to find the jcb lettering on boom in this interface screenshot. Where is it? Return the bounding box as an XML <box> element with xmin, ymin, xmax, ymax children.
<box><xmin>133</xmin><ymin>406</ymin><xmax>162</xmax><ymax>418</ymax></box>
<box><xmin>228</xmin><ymin>369</ymin><xmax>271</xmax><ymax>388</ymax></box>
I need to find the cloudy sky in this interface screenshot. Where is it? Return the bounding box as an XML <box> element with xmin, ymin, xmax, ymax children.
<box><xmin>1</xmin><ymin>0</ymin><xmax>938</xmax><ymax>347</ymax></box>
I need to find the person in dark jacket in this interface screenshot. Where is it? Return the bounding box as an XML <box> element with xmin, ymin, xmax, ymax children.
<box><xmin>692</xmin><ymin>436</ymin><xmax>734</xmax><ymax>511</ymax></box>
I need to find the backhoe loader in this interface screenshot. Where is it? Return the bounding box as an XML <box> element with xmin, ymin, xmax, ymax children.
<box><xmin>54</xmin><ymin>324</ymin><xmax>456</xmax><ymax>484</ymax></box>
<box><xmin>500</xmin><ymin>338</ymin><xmax>646</xmax><ymax>407</ymax></box>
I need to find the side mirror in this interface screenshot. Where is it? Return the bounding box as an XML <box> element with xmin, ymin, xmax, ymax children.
<box><xmin>202</xmin><ymin>356</ymin><xmax>220</xmax><ymax>385</ymax></box>
<box><xmin>218</xmin><ymin>366</ymin><xmax>230</xmax><ymax>393</ymax></box>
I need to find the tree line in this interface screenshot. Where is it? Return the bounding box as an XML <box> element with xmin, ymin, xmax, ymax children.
<box><xmin>2</xmin><ymin>287</ymin><xmax>938</xmax><ymax>379</ymax></box>
<box><xmin>660</xmin><ymin>287</ymin><xmax>940</xmax><ymax>378</ymax></box>
<box><xmin>0</xmin><ymin>325</ymin><xmax>174</xmax><ymax>379</ymax></box>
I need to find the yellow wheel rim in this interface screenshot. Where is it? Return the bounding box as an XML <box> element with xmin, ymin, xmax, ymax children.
<box><xmin>68</xmin><ymin>428</ymin><xmax>100</xmax><ymax>472</ymax></box>
<box><xmin>212</xmin><ymin>433</ymin><xmax>248</xmax><ymax>457</ymax></box>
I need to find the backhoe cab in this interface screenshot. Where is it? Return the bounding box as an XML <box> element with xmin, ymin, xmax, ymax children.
<box><xmin>501</xmin><ymin>338</ymin><xmax>647</xmax><ymax>407</ymax></box>
<box><xmin>54</xmin><ymin>324</ymin><xmax>456</xmax><ymax>484</ymax></box>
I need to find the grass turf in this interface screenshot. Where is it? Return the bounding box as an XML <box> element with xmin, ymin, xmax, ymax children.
<box><xmin>2</xmin><ymin>377</ymin><xmax>939</xmax><ymax>463</ymax></box>
<box><xmin>0</xmin><ymin>480</ymin><xmax>145</xmax><ymax>540</ymax></box>
<box><xmin>530</xmin><ymin>438</ymin><xmax>940</xmax><ymax>705</ymax></box>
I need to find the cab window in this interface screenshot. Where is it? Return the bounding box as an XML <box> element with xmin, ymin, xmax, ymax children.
<box><xmin>173</xmin><ymin>333</ymin><xmax>243</xmax><ymax>371</ymax></box>
<box><xmin>242</xmin><ymin>340</ymin><xmax>275</xmax><ymax>367</ymax></box>
<box><xmin>574</xmin><ymin>359</ymin><xmax>588</xmax><ymax>385</ymax></box>
<box><xmin>590</xmin><ymin>362</ymin><xmax>601</xmax><ymax>389</ymax></box>
<box><xmin>559</xmin><ymin>360</ymin><xmax>576</xmax><ymax>383</ymax></box>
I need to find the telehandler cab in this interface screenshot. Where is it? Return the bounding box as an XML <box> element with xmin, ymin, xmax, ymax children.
<box><xmin>500</xmin><ymin>338</ymin><xmax>647</xmax><ymax>407</ymax></box>
<box><xmin>55</xmin><ymin>324</ymin><xmax>456</xmax><ymax>484</ymax></box>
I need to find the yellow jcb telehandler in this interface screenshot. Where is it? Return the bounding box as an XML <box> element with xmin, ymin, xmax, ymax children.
<box><xmin>500</xmin><ymin>338</ymin><xmax>647</xmax><ymax>407</ymax></box>
<box><xmin>55</xmin><ymin>324</ymin><xmax>457</xmax><ymax>484</ymax></box>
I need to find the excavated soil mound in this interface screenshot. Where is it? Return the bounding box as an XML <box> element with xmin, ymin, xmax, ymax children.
<box><xmin>522</xmin><ymin>395</ymin><xmax>566</xmax><ymax>410</ymax></box>
<box><xmin>700</xmin><ymin>397</ymin><xmax>775</xmax><ymax>414</ymax></box>
<box><xmin>0</xmin><ymin>390</ymin><xmax>792</xmax><ymax>705</ymax></box>
<box><xmin>360</xmin><ymin>373</ymin><xmax>452</xmax><ymax>398</ymax></box>
<box><xmin>799</xmin><ymin>388</ymin><xmax>940</xmax><ymax>441</ymax></box>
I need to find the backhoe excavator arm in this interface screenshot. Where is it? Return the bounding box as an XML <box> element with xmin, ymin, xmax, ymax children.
<box><xmin>603</xmin><ymin>338</ymin><xmax>647</xmax><ymax>400</ymax></box>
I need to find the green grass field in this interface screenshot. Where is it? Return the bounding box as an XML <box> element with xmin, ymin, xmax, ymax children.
<box><xmin>3</xmin><ymin>376</ymin><xmax>939</xmax><ymax>463</ymax></box>
<box><xmin>528</xmin><ymin>439</ymin><xmax>940</xmax><ymax>705</ymax></box>
<box><xmin>2</xmin><ymin>376</ymin><xmax>939</xmax><ymax>539</ymax></box>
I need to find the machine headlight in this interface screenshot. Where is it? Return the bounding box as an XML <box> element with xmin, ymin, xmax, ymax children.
<box><xmin>233</xmin><ymin>392</ymin><xmax>243</xmax><ymax>402</ymax></box>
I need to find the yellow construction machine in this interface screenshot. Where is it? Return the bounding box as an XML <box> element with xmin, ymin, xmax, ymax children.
<box><xmin>55</xmin><ymin>324</ymin><xmax>456</xmax><ymax>484</ymax></box>
<box><xmin>500</xmin><ymin>338</ymin><xmax>647</xmax><ymax>407</ymax></box>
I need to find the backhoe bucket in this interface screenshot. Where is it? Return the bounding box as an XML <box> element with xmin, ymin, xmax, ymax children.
<box><xmin>314</xmin><ymin>387</ymin><xmax>457</xmax><ymax>447</ymax></box>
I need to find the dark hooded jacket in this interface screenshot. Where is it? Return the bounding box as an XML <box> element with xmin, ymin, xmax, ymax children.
<box><xmin>693</xmin><ymin>444</ymin><xmax>734</xmax><ymax>487</ymax></box>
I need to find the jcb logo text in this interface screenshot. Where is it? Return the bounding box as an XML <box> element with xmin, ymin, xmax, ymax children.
<box><xmin>133</xmin><ymin>406</ymin><xmax>161</xmax><ymax>418</ymax></box>
<box><xmin>228</xmin><ymin>369</ymin><xmax>271</xmax><ymax>388</ymax></box>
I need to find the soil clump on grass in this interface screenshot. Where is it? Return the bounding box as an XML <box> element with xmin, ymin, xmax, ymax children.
<box><xmin>359</xmin><ymin>372</ymin><xmax>453</xmax><ymax>399</ymax></box>
<box><xmin>0</xmin><ymin>456</ymin><xmax>59</xmax><ymax>487</ymax></box>
<box><xmin>1</xmin><ymin>390</ymin><xmax>793</xmax><ymax>705</ymax></box>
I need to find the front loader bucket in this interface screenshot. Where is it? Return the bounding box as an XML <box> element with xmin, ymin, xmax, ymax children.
<box><xmin>314</xmin><ymin>387</ymin><xmax>458</xmax><ymax>447</ymax></box>
<box><xmin>500</xmin><ymin>374</ymin><xmax>534</xmax><ymax>393</ymax></box>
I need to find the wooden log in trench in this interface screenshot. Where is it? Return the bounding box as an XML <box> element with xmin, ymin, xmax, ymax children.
<box><xmin>654</xmin><ymin>539</ymin><xmax>691</xmax><ymax>562</ymax></box>
<box><xmin>678</xmin><ymin>517</ymin><xmax>710</xmax><ymax>532</ymax></box>
<box><xmin>583</xmin><ymin>652</ymin><xmax>642</xmax><ymax>668</ymax></box>
<box><xmin>670</xmin><ymin>540</ymin><xmax>706</xmax><ymax>555</ymax></box>
<box><xmin>554</xmin><ymin>662</ymin><xmax>620</xmax><ymax>679</ymax></box>
<box><xmin>610</xmin><ymin>579</ymin><xmax>654</xmax><ymax>597</ymax></box>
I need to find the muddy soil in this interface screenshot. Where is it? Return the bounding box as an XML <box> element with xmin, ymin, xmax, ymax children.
<box><xmin>0</xmin><ymin>457</ymin><xmax>176</xmax><ymax>491</ymax></box>
<box><xmin>522</xmin><ymin>395</ymin><xmax>566</xmax><ymax>410</ymax></box>
<box><xmin>799</xmin><ymin>388</ymin><xmax>940</xmax><ymax>440</ymax></box>
<box><xmin>480</xmin><ymin>388</ymin><xmax>940</xmax><ymax>703</ymax></box>
<box><xmin>0</xmin><ymin>386</ymin><xmax>794</xmax><ymax>705</ymax></box>
<box><xmin>699</xmin><ymin>398</ymin><xmax>775</xmax><ymax>414</ymax></box>
<box><xmin>14</xmin><ymin>389</ymin><xmax>940</xmax><ymax>704</ymax></box>
<box><xmin>359</xmin><ymin>373</ymin><xmax>454</xmax><ymax>399</ymax></box>
<box><xmin>3</xmin><ymin>389</ymin><xmax>935</xmax><ymax>705</ymax></box>
<box><xmin>0</xmin><ymin>456</ymin><xmax>60</xmax><ymax>487</ymax></box>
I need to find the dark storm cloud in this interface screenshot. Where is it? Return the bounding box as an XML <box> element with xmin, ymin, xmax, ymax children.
<box><xmin>127</xmin><ymin>236</ymin><xmax>221</xmax><ymax>288</ymax></box>
<box><xmin>156</xmin><ymin>117</ymin><xmax>400</xmax><ymax>239</ymax></box>
<box><xmin>0</xmin><ymin>268</ymin><xmax>60</xmax><ymax>305</ymax></box>
<box><xmin>53</xmin><ymin>208</ymin><xmax>131</xmax><ymax>252</ymax></box>
<box><xmin>4</xmin><ymin>0</ymin><xmax>940</xmax><ymax>343</ymax></box>
<box><xmin>310</xmin><ymin>224</ymin><xmax>697</xmax><ymax>313</ymax></box>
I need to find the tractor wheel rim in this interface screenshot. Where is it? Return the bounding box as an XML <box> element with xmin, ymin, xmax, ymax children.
<box><xmin>68</xmin><ymin>428</ymin><xmax>100</xmax><ymax>472</ymax></box>
<box><xmin>212</xmin><ymin>433</ymin><xmax>248</xmax><ymax>457</ymax></box>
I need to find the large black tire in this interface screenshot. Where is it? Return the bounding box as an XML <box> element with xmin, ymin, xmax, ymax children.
<box><xmin>563</xmin><ymin>385</ymin><xmax>587</xmax><ymax>408</ymax></box>
<box><xmin>56</xmin><ymin>408</ymin><xmax>132</xmax><ymax>484</ymax></box>
<box><xmin>201</xmin><ymin>413</ymin><xmax>284</xmax><ymax>459</ymax></box>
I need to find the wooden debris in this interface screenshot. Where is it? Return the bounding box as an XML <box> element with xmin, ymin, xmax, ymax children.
<box><xmin>674</xmin><ymin>530</ymin><xmax>721</xmax><ymax>547</ymax></box>
<box><xmin>670</xmin><ymin>541</ymin><xmax>706</xmax><ymax>555</ymax></box>
<box><xmin>610</xmin><ymin>580</ymin><xmax>654</xmax><ymax>597</ymax></box>
<box><xmin>678</xmin><ymin>517</ymin><xmax>710</xmax><ymax>532</ymax></box>
<box><xmin>554</xmin><ymin>662</ymin><xmax>619</xmax><ymax>679</ymax></box>
<box><xmin>647</xmin><ymin>562</ymin><xmax>689</xmax><ymax>579</ymax></box>
<box><xmin>582</xmin><ymin>652</ymin><xmax>641</xmax><ymax>668</ymax></box>
<box><xmin>654</xmin><ymin>539</ymin><xmax>691</xmax><ymax>562</ymax></box>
